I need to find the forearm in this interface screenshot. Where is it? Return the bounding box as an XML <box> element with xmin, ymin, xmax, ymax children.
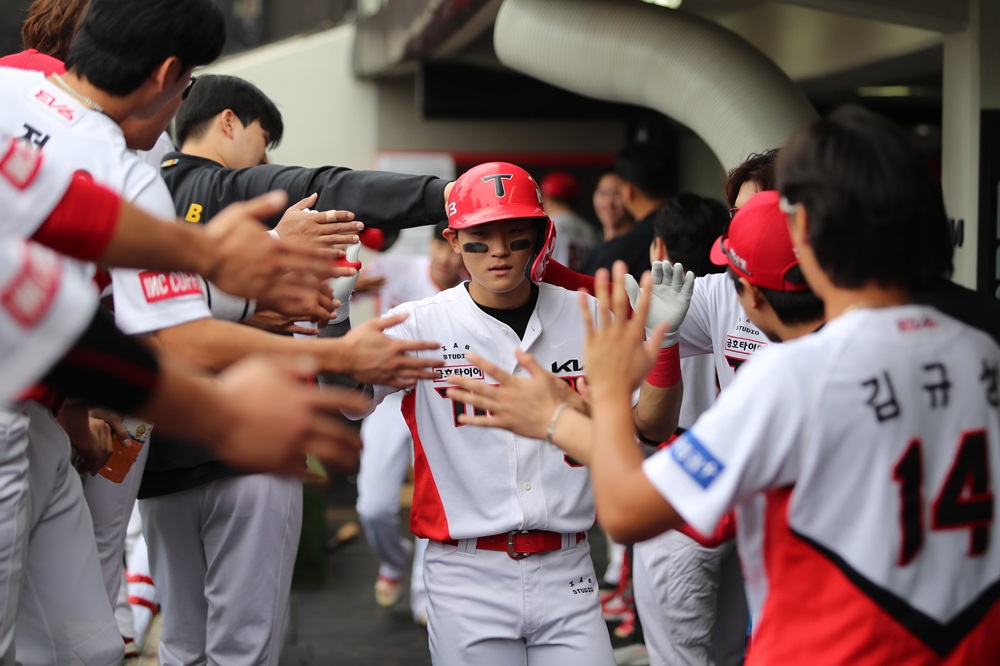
<box><xmin>133</xmin><ymin>358</ymin><xmax>233</xmax><ymax>445</ymax></box>
<box><xmin>154</xmin><ymin>317</ymin><xmax>353</xmax><ymax>374</ymax></box>
<box><xmin>101</xmin><ymin>201</ymin><xmax>213</xmax><ymax>274</ymax></box>
<box><xmin>590</xmin><ymin>385</ymin><xmax>681</xmax><ymax>543</ymax></box>
<box><xmin>632</xmin><ymin>378</ymin><xmax>683</xmax><ymax>444</ymax></box>
<box><xmin>549</xmin><ymin>409</ymin><xmax>596</xmax><ymax>464</ymax></box>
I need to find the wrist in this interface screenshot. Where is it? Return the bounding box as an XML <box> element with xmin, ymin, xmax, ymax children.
<box><xmin>546</xmin><ymin>402</ymin><xmax>570</xmax><ymax>444</ymax></box>
<box><xmin>645</xmin><ymin>345</ymin><xmax>681</xmax><ymax>388</ymax></box>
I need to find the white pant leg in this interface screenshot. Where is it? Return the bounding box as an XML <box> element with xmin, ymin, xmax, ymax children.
<box><xmin>0</xmin><ymin>406</ymin><xmax>30</xmax><ymax>666</ymax></box>
<box><xmin>80</xmin><ymin>438</ymin><xmax>150</xmax><ymax>607</ymax></box>
<box><xmin>140</xmin><ymin>487</ymin><xmax>208</xmax><ymax>666</ymax></box>
<box><xmin>16</xmin><ymin>403</ymin><xmax>122</xmax><ymax>666</ymax></box>
<box><xmin>115</xmin><ymin>569</ymin><xmax>136</xmax><ymax>640</ymax></box>
<box><xmin>712</xmin><ymin>544</ymin><xmax>748</xmax><ymax>665</ymax></box>
<box><xmin>410</xmin><ymin>537</ymin><xmax>428</xmax><ymax>620</ymax></box>
<box><xmin>634</xmin><ymin>532</ymin><xmax>746</xmax><ymax>666</ymax></box>
<box><xmin>357</xmin><ymin>394</ymin><xmax>413</xmax><ymax>579</ymax></box>
<box><xmin>604</xmin><ymin>539</ymin><xmax>626</xmax><ymax>585</ymax></box>
<box><xmin>124</xmin><ymin>507</ymin><xmax>158</xmax><ymax>645</ymax></box>
<box><xmin>425</xmin><ymin>537</ymin><xmax>614</xmax><ymax>666</ymax></box>
<box><xmin>201</xmin><ymin>474</ymin><xmax>302</xmax><ymax>666</ymax></box>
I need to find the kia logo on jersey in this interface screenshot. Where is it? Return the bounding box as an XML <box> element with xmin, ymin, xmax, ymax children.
<box><xmin>551</xmin><ymin>359</ymin><xmax>583</xmax><ymax>374</ymax></box>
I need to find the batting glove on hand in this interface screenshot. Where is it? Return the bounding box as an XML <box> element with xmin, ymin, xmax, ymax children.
<box><xmin>330</xmin><ymin>241</ymin><xmax>362</xmax><ymax>324</ymax></box>
<box><xmin>623</xmin><ymin>261</ymin><xmax>695</xmax><ymax>348</ymax></box>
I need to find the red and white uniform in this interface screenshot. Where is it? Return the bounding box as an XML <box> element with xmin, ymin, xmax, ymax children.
<box><xmin>645</xmin><ymin>305</ymin><xmax>1000</xmax><ymax>664</ymax></box>
<box><xmin>0</xmin><ymin>68</ymin><xmax>205</xmax><ymax>666</ymax></box>
<box><xmin>370</xmin><ymin>281</ymin><xmax>614</xmax><ymax>666</ymax></box>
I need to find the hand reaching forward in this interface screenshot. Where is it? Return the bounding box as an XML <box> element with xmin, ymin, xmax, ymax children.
<box><xmin>445</xmin><ymin>350</ymin><xmax>584</xmax><ymax>438</ymax></box>
<box><xmin>273</xmin><ymin>193</ymin><xmax>363</xmax><ymax>247</ymax></box>
<box><xmin>213</xmin><ymin>355</ymin><xmax>366</xmax><ymax>474</ymax></box>
<box><xmin>623</xmin><ymin>261</ymin><xmax>694</xmax><ymax>347</ymax></box>
<box><xmin>338</xmin><ymin>311</ymin><xmax>443</xmax><ymax>388</ymax></box>
<box><xmin>582</xmin><ymin>261</ymin><xmax>669</xmax><ymax>396</ymax></box>
<box><xmin>201</xmin><ymin>191</ymin><xmax>341</xmax><ymax>299</ymax></box>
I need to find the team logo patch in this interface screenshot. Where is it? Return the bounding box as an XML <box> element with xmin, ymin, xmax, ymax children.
<box><xmin>138</xmin><ymin>271</ymin><xmax>203</xmax><ymax>303</ymax></box>
<box><xmin>161</xmin><ymin>158</ymin><xmax>179</xmax><ymax>168</ymax></box>
<box><xmin>1</xmin><ymin>243</ymin><xmax>61</xmax><ymax>328</ymax></box>
<box><xmin>0</xmin><ymin>138</ymin><xmax>43</xmax><ymax>191</ymax></box>
<box><xmin>671</xmin><ymin>433</ymin><xmax>724</xmax><ymax>489</ymax></box>
<box><xmin>434</xmin><ymin>364</ymin><xmax>484</xmax><ymax>382</ymax></box>
<box><xmin>32</xmin><ymin>89</ymin><xmax>78</xmax><ymax>123</ymax></box>
<box><xmin>897</xmin><ymin>316</ymin><xmax>938</xmax><ymax>332</ymax></box>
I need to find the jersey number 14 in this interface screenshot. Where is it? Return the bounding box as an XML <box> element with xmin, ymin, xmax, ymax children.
<box><xmin>893</xmin><ymin>430</ymin><xmax>993</xmax><ymax>566</ymax></box>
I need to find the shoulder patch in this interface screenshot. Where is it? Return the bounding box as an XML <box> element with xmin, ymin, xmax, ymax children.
<box><xmin>160</xmin><ymin>158</ymin><xmax>179</xmax><ymax>168</ymax></box>
<box><xmin>671</xmin><ymin>433</ymin><xmax>725</xmax><ymax>489</ymax></box>
<box><xmin>138</xmin><ymin>271</ymin><xmax>203</xmax><ymax>303</ymax></box>
<box><xmin>1</xmin><ymin>243</ymin><xmax>61</xmax><ymax>328</ymax></box>
<box><xmin>0</xmin><ymin>138</ymin><xmax>42</xmax><ymax>191</ymax></box>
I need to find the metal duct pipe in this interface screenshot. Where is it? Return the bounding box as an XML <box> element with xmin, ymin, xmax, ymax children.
<box><xmin>493</xmin><ymin>0</ymin><xmax>818</xmax><ymax>170</ymax></box>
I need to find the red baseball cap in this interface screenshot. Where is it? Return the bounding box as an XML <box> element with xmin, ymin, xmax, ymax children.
<box><xmin>710</xmin><ymin>190</ymin><xmax>808</xmax><ymax>291</ymax></box>
<box><xmin>540</xmin><ymin>171</ymin><xmax>579</xmax><ymax>201</ymax></box>
<box><xmin>0</xmin><ymin>49</ymin><xmax>66</xmax><ymax>76</ymax></box>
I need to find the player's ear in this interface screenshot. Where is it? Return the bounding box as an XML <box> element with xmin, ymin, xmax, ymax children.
<box><xmin>148</xmin><ymin>56</ymin><xmax>182</xmax><ymax>94</ymax></box>
<box><xmin>442</xmin><ymin>228</ymin><xmax>461</xmax><ymax>255</ymax></box>
<box><xmin>219</xmin><ymin>110</ymin><xmax>237</xmax><ymax>139</ymax></box>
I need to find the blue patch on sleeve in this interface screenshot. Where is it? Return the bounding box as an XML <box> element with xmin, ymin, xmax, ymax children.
<box><xmin>670</xmin><ymin>433</ymin><xmax>725</xmax><ymax>489</ymax></box>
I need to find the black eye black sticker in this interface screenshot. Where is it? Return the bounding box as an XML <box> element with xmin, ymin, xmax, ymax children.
<box><xmin>509</xmin><ymin>239</ymin><xmax>532</xmax><ymax>252</ymax></box>
<box><xmin>462</xmin><ymin>242</ymin><xmax>489</xmax><ymax>253</ymax></box>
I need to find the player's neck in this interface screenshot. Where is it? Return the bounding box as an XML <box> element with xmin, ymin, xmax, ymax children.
<box><xmin>825</xmin><ymin>285</ymin><xmax>910</xmax><ymax>320</ymax></box>
<box><xmin>468</xmin><ymin>279</ymin><xmax>533</xmax><ymax>310</ymax></box>
<box><xmin>775</xmin><ymin>318</ymin><xmax>824</xmax><ymax>342</ymax></box>
<box><xmin>180</xmin><ymin>140</ymin><xmax>229</xmax><ymax>167</ymax></box>
<box><xmin>58</xmin><ymin>72</ymin><xmax>131</xmax><ymax>123</ymax></box>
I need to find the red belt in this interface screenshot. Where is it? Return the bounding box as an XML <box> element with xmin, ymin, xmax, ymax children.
<box><xmin>442</xmin><ymin>530</ymin><xmax>586</xmax><ymax>560</ymax></box>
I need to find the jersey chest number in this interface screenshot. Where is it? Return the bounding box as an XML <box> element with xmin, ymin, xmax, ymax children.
<box><xmin>892</xmin><ymin>430</ymin><xmax>993</xmax><ymax>566</ymax></box>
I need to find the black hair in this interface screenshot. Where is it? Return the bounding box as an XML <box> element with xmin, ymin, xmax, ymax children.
<box><xmin>65</xmin><ymin>0</ymin><xmax>224</xmax><ymax>97</ymax></box>
<box><xmin>727</xmin><ymin>266</ymin><xmax>825</xmax><ymax>326</ymax></box>
<box><xmin>614</xmin><ymin>143</ymin><xmax>677</xmax><ymax>200</ymax></box>
<box><xmin>432</xmin><ymin>220</ymin><xmax>449</xmax><ymax>242</ymax></box>
<box><xmin>777</xmin><ymin>105</ymin><xmax>952</xmax><ymax>289</ymax></box>
<box><xmin>173</xmin><ymin>74</ymin><xmax>284</xmax><ymax>149</ymax></box>
<box><xmin>724</xmin><ymin>149</ymin><xmax>778</xmax><ymax>208</ymax></box>
<box><xmin>651</xmin><ymin>193</ymin><xmax>728</xmax><ymax>277</ymax></box>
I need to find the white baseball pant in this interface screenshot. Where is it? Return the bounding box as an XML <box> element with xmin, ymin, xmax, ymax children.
<box><xmin>0</xmin><ymin>405</ymin><xmax>31</xmax><ymax>665</ymax></box>
<box><xmin>424</xmin><ymin>536</ymin><xmax>614</xmax><ymax>666</ymax></box>
<box><xmin>139</xmin><ymin>473</ymin><xmax>302</xmax><ymax>666</ymax></box>
<box><xmin>15</xmin><ymin>401</ymin><xmax>122</xmax><ymax>666</ymax></box>
<box><xmin>633</xmin><ymin>532</ymin><xmax>747</xmax><ymax>666</ymax></box>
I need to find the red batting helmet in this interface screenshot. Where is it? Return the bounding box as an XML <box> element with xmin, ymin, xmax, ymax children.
<box><xmin>447</xmin><ymin>162</ymin><xmax>556</xmax><ymax>284</ymax></box>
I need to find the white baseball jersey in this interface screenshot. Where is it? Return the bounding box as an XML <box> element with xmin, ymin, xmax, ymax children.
<box><xmin>0</xmin><ymin>69</ymin><xmax>209</xmax><ymax>335</ymax></box>
<box><xmin>371</xmin><ymin>282</ymin><xmax>598</xmax><ymax>541</ymax></box>
<box><xmin>0</xmin><ymin>133</ymin><xmax>73</xmax><ymax>238</ymax></box>
<box><xmin>549</xmin><ymin>210</ymin><xmax>598</xmax><ymax>273</ymax></box>
<box><xmin>680</xmin><ymin>271</ymin><xmax>769</xmax><ymax>382</ymax></box>
<box><xmin>0</xmin><ymin>237</ymin><xmax>97</xmax><ymax>400</ymax></box>
<box><xmin>644</xmin><ymin>305</ymin><xmax>1000</xmax><ymax>663</ymax></box>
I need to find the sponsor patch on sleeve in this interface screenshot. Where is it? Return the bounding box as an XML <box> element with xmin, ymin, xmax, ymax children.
<box><xmin>138</xmin><ymin>271</ymin><xmax>203</xmax><ymax>303</ymax></box>
<box><xmin>0</xmin><ymin>138</ymin><xmax>42</xmax><ymax>191</ymax></box>
<box><xmin>1</xmin><ymin>243</ymin><xmax>61</xmax><ymax>328</ymax></box>
<box><xmin>670</xmin><ymin>433</ymin><xmax>725</xmax><ymax>489</ymax></box>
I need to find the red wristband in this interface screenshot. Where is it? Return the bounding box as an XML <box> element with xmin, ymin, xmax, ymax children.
<box><xmin>645</xmin><ymin>344</ymin><xmax>681</xmax><ymax>388</ymax></box>
<box><xmin>33</xmin><ymin>171</ymin><xmax>120</xmax><ymax>261</ymax></box>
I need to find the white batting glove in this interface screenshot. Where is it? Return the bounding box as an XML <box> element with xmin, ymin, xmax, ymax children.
<box><xmin>330</xmin><ymin>241</ymin><xmax>362</xmax><ymax>324</ymax></box>
<box><xmin>623</xmin><ymin>261</ymin><xmax>695</xmax><ymax>348</ymax></box>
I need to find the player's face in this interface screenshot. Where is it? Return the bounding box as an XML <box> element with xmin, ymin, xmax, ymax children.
<box><xmin>429</xmin><ymin>238</ymin><xmax>465</xmax><ymax>289</ymax></box>
<box><xmin>229</xmin><ymin>118</ymin><xmax>270</xmax><ymax>169</ymax></box>
<box><xmin>448</xmin><ymin>220</ymin><xmax>537</xmax><ymax>308</ymax></box>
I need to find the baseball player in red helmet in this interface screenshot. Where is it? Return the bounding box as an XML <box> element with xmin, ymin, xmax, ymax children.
<box><xmin>351</xmin><ymin>161</ymin><xmax>619</xmax><ymax>665</ymax></box>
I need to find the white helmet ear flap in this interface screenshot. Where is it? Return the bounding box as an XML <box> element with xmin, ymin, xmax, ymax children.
<box><xmin>529</xmin><ymin>217</ymin><xmax>556</xmax><ymax>284</ymax></box>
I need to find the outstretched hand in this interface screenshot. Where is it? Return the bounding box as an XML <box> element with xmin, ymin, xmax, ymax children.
<box><xmin>581</xmin><ymin>261</ymin><xmax>668</xmax><ymax>396</ymax></box>
<box><xmin>622</xmin><ymin>261</ymin><xmax>694</xmax><ymax>348</ymax></box>
<box><xmin>214</xmin><ymin>354</ymin><xmax>367</xmax><ymax>474</ymax></box>
<box><xmin>273</xmin><ymin>193</ymin><xmax>363</xmax><ymax>248</ymax></box>
<box><xmin>338</xmin><ymin>311</ymin><xmax>443</xmax><ymax>388</ymax></box>
<box><xmin>445</xmin><ymin>350</ymin><xmax>583</xmax><ymax>438</ymax></box>
<box><xmin>201</xmin><ymin>191</ymin><xmax>342</xmax><ymax>300</ymax></box>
